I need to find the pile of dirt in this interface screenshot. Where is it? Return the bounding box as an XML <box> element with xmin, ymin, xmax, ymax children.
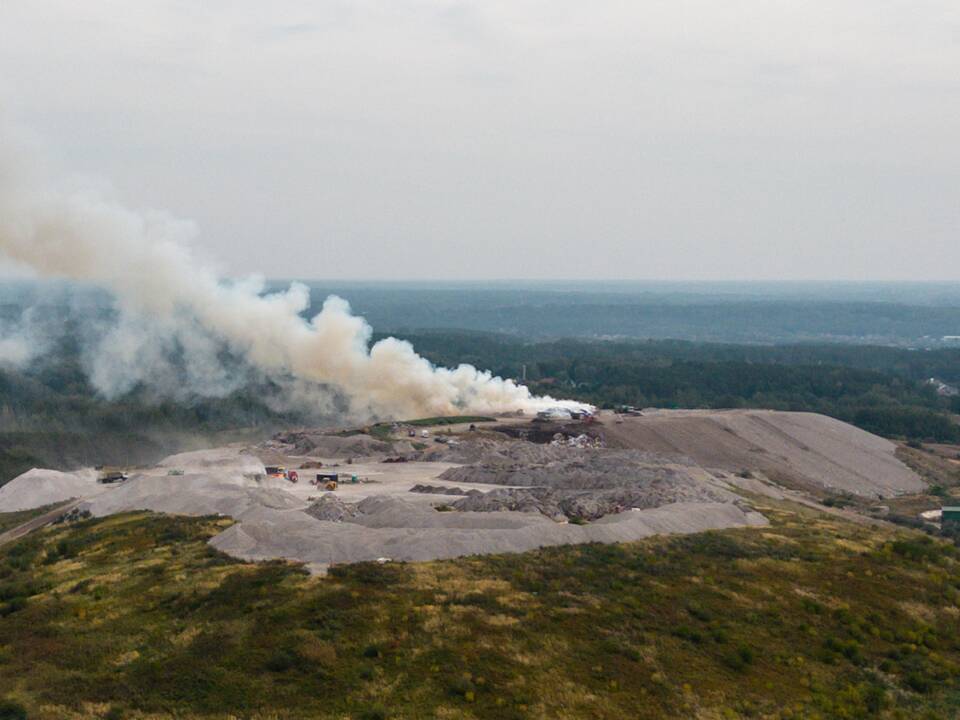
<box><xmin>452</xmin><ymin>488</ymin><xmax>567</xmax><ymax>520</ymax></box>
<box><xmin>437</xmin><ymin>445</ymin><xmax>698</xmax><ymax>490</ymax></box>
<box><xmin>271</xmin><ymin>430</ymin><xmax>394</xmax><ymax>458</ymax></box>
<box><xmin>82</xmin><ymin>472</ymin><xmax>303</xmax><ymax>519</ymax></box>
<box><xmin>495</xmin><ymin>421</ymin><xmax>600</xmax><ymax>444</ymax></box>
<box><xmin>211</xmin><ymin>499</ymin><xmax>767</xmax><ymax>573</ymax></box>
<box><xmin>417</xmin><ymin>438</ymin><xmax>516</xmax><ymax>464</ymax></box>
<box><xmin>305</xmin><ymin>495</ymin><xmax>359</xmax><ymax>522</ymax></box>
<box><xmin>409</xmin><ymin>484</ymin><xmax>478</xmax><ymax>496</ymax></box>
<box><xmin>427</xmin><ymin>437</ymin><xmax>673</xmax><ymax>468</ymax></box>
<box><xmin>425</xmin><ymin>441</ymin><xmax>736</xmax><ymax>522</ymax></box>
<box><xmin>450</xmin><ymin>478</ymin><xmax>735</xmax><ymax>522</ymax></box>
<box><xmin>0</xmin><ymin>468</ymin><xmax>104</xmax><ymax>512</ymax></box>
<box><xmin>598</xmin><ymin>410</ymin><xmax>925</xmax><ymax>498</ymax></box>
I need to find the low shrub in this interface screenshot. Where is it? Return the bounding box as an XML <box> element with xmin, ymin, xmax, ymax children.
<box><xmin>0</xmin><ymin>699</ymin><xmax>26</xmax><ymax>720</ymax></box>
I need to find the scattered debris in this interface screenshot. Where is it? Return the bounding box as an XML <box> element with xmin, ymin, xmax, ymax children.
<box><xmin>550</xmin><ymin>432</ymin><xmax>604</xmax><ymax>449</ymax></box>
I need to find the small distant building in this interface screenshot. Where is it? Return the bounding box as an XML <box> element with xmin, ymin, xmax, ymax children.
<box><xmin>926</xmin><ymin>378</ymin><xmax>959</xmax><ymax>397</ymax></box>
<box><xmin>942</xmin><ymin>507</ymin><xmax>960</xmax><ymax>527</ymax></box>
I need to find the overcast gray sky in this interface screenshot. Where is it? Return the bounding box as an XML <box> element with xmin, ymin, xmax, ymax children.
<box><xmin>1</xmin><ymin>1</ymin><xmax>958</xmax><ymax>281</ymax></box>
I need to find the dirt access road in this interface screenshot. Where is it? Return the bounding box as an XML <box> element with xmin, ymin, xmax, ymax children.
<box><xmin>0</xmin><ymin>500</ymin><xmax>79</xmax><ymax>548</ymax></box>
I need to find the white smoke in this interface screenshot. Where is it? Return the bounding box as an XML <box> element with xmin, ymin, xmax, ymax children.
<box><xmin>0</xmin><ymin>130</ymin><xmax>580</xmax><ymax>419</ymax></box>
<box><xmin>0</xmin><ymin>329</ymin><xmax>34</xmax><ymax>367</ymax></box>
<box><xmin>0</xmin><ymin>300</ymin><xmax>53</xmax><ymax>368</ymax></box>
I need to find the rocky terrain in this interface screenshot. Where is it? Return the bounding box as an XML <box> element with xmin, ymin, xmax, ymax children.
<box><xmin>0</xmin><ymin>410</ymin><xmax>932</xmax><ymax>573</ymax></box>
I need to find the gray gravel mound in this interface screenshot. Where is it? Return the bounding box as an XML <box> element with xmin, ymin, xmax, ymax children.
<box><xmin>272</xmin><ymin>430</ymin><xmax>393</xmax><ymax>457</ymax></box>
<box><xmin>438</xmin><ymin>447</ymin><xmax>726</xmax><ymax>503</ymax></box>
<box><xmin>210</xmin><ymin>501</ymin><xmax>768</xmax><ymax>572</ymax></box>
<box><xmin>601</xmin><ymin>410</ymin><xmax>925</xmax><ymax>498</ymax></box>
<box><xmin>0</xmin><ymin>468</ymin><xmax>104</xmax><ymax>511</ymax></box>
<box><xmin>451</xmin><ymin>481</ymin><xmax>735</xmax><ymax>521</ymax></box>
<box><xmin>82</xmin><ymin>472</ymin><xmax>303</xmax><ymax>519</ymax></box>
<box><xmin>305</xmin><ymin>495</ymin><xmax>359</xmax><ymax>522</ymax></box>
<box><xmin>409</xmin><ymin>484</ymin><xmax>478</xmax><ymax>496</ymax></box>
<box><xmin>452</xmin><ymin>488</ymin><xmax>567</xmax><ymax>521</ymax></box>
<box><xmin>344</xmin><ymin>497</ymin><xmax>541</xmax><ymax>530</ymax></box>
<box><xmin>437</xmin><ymin>445</ymin><xmax>697</xmax><ymax>491</ymax></box>
<box><xmin>431</xmin><ymin>440</ymin><xmax>737</xmax><ymax>523</ymax></box>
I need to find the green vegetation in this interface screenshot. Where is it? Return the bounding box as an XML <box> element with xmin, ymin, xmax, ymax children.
<box><xmin>404</xmin><ymin>416</ymin><xmax>496</xmax><ymax>427</ymax></box>
<box><xmin>337</xmin><ymin>416</ymin><xmax>497</xmax><ymax>441</ymax></box>
<box><xmin>367</xmin><ymin>424</ymin><xmax>394</xmax><ymax>441</ymax></box>
<box><xmin>2</xmin><ymin>505</ymin><xmax>960</xmax><ymax>717</ymax></box>
<box><xmin>301</xmin><ymin>281</ymin><xmax>960</xmax><ymax>344</ymax></box>
<box><xmin>0</xmin><ymin>505</ymin><xmax>60</xmax><ymax>536</ymax></box>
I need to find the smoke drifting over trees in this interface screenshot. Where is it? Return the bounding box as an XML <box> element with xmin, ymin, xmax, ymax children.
<box><xmin>0</xmin><ymin>130</ymin><xmax>574</xmax><ymax>420</ymax></box>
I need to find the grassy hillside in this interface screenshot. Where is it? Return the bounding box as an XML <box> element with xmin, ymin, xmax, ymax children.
<box><xmin>0</xmin><ymin>503</ymin><xmax>959</xmax><ymax>718</ymax></box>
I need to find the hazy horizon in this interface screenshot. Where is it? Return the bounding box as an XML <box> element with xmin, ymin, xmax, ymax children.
<box><xmin>4</xmin><ymin>277</ymin><xmax>959</xmax><ymax>348</ymax></box>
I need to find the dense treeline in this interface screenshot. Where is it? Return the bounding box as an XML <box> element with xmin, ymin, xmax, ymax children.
<box><xmin>296</xmin><ymin>281</ymin><xmax>960</xmax><ymax>344</ymax></box>
<box><xmin>384</xmin><ymin>332</ymin><xmax>960</xmax><ymax>442</ymax></box>
<box><xmin>380</xmin><ymin>332</ymin><xmax>960</xmax><ymax>384</ymax></box>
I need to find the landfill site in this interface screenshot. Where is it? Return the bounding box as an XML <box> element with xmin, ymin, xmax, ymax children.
<box><xmin>0</xmin><ymin>409</ymin><xmax>928</xmax><ymax>573</ymax></box>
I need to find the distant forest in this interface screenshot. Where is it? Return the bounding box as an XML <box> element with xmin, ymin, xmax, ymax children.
<box><xmin>296</xmin><ymin>281</ymin><xmax>960</xmax><ymax>346</ymax></box>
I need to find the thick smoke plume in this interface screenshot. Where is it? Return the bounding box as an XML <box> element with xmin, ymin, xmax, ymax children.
<box><xmin>0</xmin><ymin>131</ymin><xmax>578</xmax><ymax>419</ymax></box>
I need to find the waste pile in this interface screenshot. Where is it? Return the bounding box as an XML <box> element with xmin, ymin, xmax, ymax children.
<box><xmin>550</xmin><ymin>433</ymin><xmax>604</xmax><ymax>449</ymax></box>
